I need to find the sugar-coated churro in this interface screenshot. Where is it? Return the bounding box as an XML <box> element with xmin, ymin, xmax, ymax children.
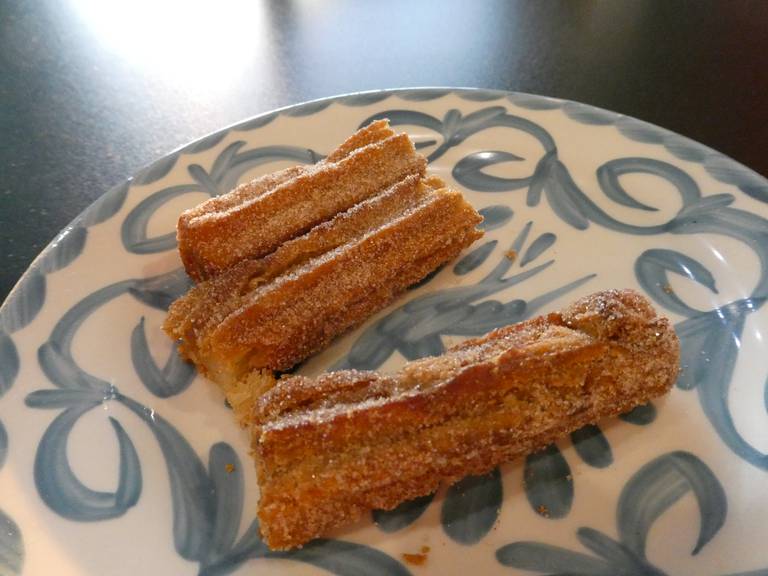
<box><xmin>251</xmin><ymin>289</ymin><xmax>680</xmax><ymax>550</ymax></box>
<box><xmin>165</xmin><ymin>174</ymin><xmax>483</xmax><ymax>386</ymax></box>
<box><xmin>177</xmin><ymin>120</ymin><xmax>427</xmax><ymax>280</ymax></box>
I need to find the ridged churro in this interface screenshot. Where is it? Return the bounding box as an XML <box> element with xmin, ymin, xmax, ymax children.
<box><xmin>177</xmin><ymin>120</ymin><xmax>427</xmax><ymax>280</ymax></box>
<box><xmin>165</xmin><ymin>174</ymin><xmax>483</xmax><ymax>387</ymax></box>
<box><xmin>251</xmin><ymin>289</ymin><xmax>680</xmax><ymax>550</ymax></box>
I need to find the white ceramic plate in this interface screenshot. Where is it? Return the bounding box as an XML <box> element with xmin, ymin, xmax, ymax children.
<box><xmin>2</xmin><ymin>88</ymin><xmax>768</xmax><ymax>576</ymax></box>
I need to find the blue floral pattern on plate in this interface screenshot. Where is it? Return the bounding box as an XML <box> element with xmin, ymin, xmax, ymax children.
<box><xmin>2</xmin><ymin>88</ymin><xmax>767</xmax><ymax>575</ymax></box>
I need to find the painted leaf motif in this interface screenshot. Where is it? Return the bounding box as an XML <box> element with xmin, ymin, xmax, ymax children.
<box><xmin>0</xmin><ymin>508</ymin><xmax>24</xmax><ymax>575</ymax></box>
<box><xmin>203</xmin><ymin>525</ymin><xmax>413</xmax><ymax>576</ymax></box>
<box><xmin>674</xmin><ymin>313</ymin><xmax>720</xmax><ymax>392</ymax></box>
<box><xmin>453</xmin><ymin>241</ymin><xmax>498</xmax><ymax>275</ymax></box>
<box><xmin>676</xmin><ymin>300</ymin><xmax>768</xmax><ymax>470</ymax></box>
<box><xmin>615</xmin><ymin>117</ymin><xmax>664</xmax><ymax>144</ymax></box>
<box><xmin>571</xmin><ymin>425</ymin><xmax>613</xmax><ymax>469</ymax></box>
<box><xmin>477</xmin><ymin>205</ymin><xmax>514</xmax><ymax>231</ymax></box>
<box><xmin>507</xmin><ymin>93</ymin><xmax>563</xmax><ymax>110</ymax></box>
<box><xmin>406</xmin><ymin>265</ymin><xmax>444</xmax><ymax>291</ymax></box>
<box><xmin>739</xmin><ymin>181</ymin><xmax>768</xmax><ymax>204</ymax></box>
<box><xmin>441</xmin><ymin>468</ymin><xmax>502</xmax><ymax>544</ymax></box>
<box><xmin>496</xmin><ymin>541</ymin><xmax>614</xmax><ymax>575</ymax></box>
<box><xmin>453</xmin><ymin>150</ymin><xmax>529</xmax><ymax>192</ymax></box>
<box><xmin>543</xmin><ymin>154</ymin><xmax>591</xmax><ymax>230</ymax></box>
<box><xmin>34</xmin><ymin>405</ymin><xmax>142</xmax><ymax>521</ymax></box>
<box><xmin>121</xmin><ymin>184</ymin><xmax>200</xmax><ymax>254</ymax></box>
<box><xmin>703</xmin><ymin>154</ymin><xmax>768</xmax><ymax>204</ymax></box>
<box><xmin>619</xmin><ymin>403</ymin><xmax>657</xmax><ymax>426</ymax></box>
<box><xmin>339</xmin><ymin>92</ymin><xmax>391</xmax><ymax>106</ymax></box>
<box><xmin>283</xmin><ymin>100</ymin><xmax>331</xmax><ymax>116</ymax></box>
<box><xmin>520</xmin><ymin>232</ymin><xmax>556</xmax><ymax>267</ymax></box>
<box><xmin>0</xmin><ymin>331</ymin><xmax>19</xmax><ymax>397</ymax></box>
<box><xmin>673</xmin><ymin>195</ymin><xmax>736</xmax><ymax>232</ymax></box>
<box><xmin>457</xmin><ymin>89</ymin><xmax>505</xmax><ymax>102</ymax></box>
<box><xmin>186</xmin><ymin>129</ymin><xmax>229</xmax><ymax>154</ymax></box>
<box><xmin>188</xmin><ymin>164</ymin><xmax>219</xmax><ymax>196</ymax></box>
<box><xmin>339</xmin><ymin>216</ymin><xmax>592</xmax><ymax>370</ymax></box>
<box><xmin>119</xmin><ymin>397</ymin><xmax>215</xmax><ymax>562</ymax></box>
<box><xmin>399</xmin><ymin>334</ymin><xmax>445</xmax><ymax>361</ymax></box>
<box><xmin>133</xmin><ymin>153</ymin><xmax>178</xmax><ymax>185</ymax></box>
<box><xmin>208</xmin><ymin>141</ymin><xmax>247</xmax><ymax>185</ymax></box>
<box><xmin>38</xmin><ymin>226</ymin><xmax>87</xmax><ymax>274</ymax></box>
<box><xmin>675</xmin><ymin>300</ymin><xmax>751</xmax><ymax>392</ymax></box>
<box><xmin>80</xmin><ymin>180</ymin><xmax>129</xmax><ymax>226</ymax></box>
<box><xmin>198</xmin><ymin>520</ymin><xmax>267</xmax><ymax>576</ymax></box>
<box><xmin>359</xmin><ymin>109</ymin><xmax>447</xmax><ymax>161</ymax></box>
<box><xmin>635</xmin><ymin>249</ymin><xmax>718</xmax><ymax>317</ymax></box>
<box><xmin>373</xmin><ymin>492</ymin><xmax>435</xmax><ymax>533</ymax></box>
<box><xmin>765</xmin><ymin>373</ymin><xmax>768</xmax><ymax>415</ymax></box>
<box><xmin>36</xmin><ymin>281</ymin><xmax>135</xmax><ymax>391</ymax></box>
<box><xmin>131</xmin><ymin>317</ymin><xmax>195</xmax><ymax>398</ymax></box>
<box><xmin>238</xmin><ymin>111</ymin><xmax>277</xmax><ymax>131</ymax></box>
<box><xmin>214</xmin><ymin>145</ymin><xmax>322</xmax><ymax>194</ymax></box>
<box><xmin>0</xmin><ymin>269</ymin><xmax>45</xmax><ymax>333</ymax></box>
<box><xmin>597</xmin><ymin>158</ymin><xmax>686</xmax><ymax>211</ymax></box>
<box><xmin>452</xmin><ymin>107</ymin><xmax>508</xmax><ymax>142</ymax></box>
<box><xmin>562</xmin><ymin>101</ymin><xmax>619</xmax><ymax>125</ymax></box>
<box><xmin>360</xmin><ymin>109</ymin><xmax>443</xmax><ymax>134</ymax></box>
<box><xmin>206</xmin><ymin>443</ymin><xmax>244</xmax><ymax>564</ymax></box>
<box><xmin>661</xmin><ymin>132</ymin><xmax>708</xmax><ymax>163</ymax></box>
<box><xmin>130</xmin><ymin>269</ymin><xmax>193</xmax><ymax>311</ymax></box>
<box><xmin>524</xmin><ymin>444</ymin><xmax>573</xmax><ymax>519</ymax></box>
<box><xmin>617</xmin><ymin>451</ymin><xmax>727</xmax><ymax>558</ymax></box>
<box><xmin>576</xmin><ymin>528</ymin><xmax>666</xmax><ymax>576</ymax></box>
<box><xmin>398</xmin><ymin>88</ymin><xmax>450</xmax><ymax>101</ymax></box>
<box><xmin>269</xmin><ymin>538</ymin><xmax>413</xmax><ymax>576</ymax></box>
<box><xmin>38</xmin><ymin>341</ymin><xmax>109</xmax><ymax>391</ymax></box>
<box><xmin>339</xmin><ymin>333</ymin><xmax>396</xmax><ymax>371</ymax></box>
<box><xmin>25</xmin><ymin>388</ymin><xmax>108</xmax><ymax>409</ymax></box>
<box><xmin>48</xmin><ymin>280</ymin><xmax>134</xmax><ymax>349</ymax></box>
<box><xmin>0</xmin><ymin>420</ymin><xmax>6</xmax><ymax>470</ymax></box>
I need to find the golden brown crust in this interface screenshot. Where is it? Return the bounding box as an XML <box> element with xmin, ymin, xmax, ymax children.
<box><xmin>252</xmin><ymin>289</ymin><xmax>680</xmax><ymax>550</ymax></box>
<box><xmin>177</xmin><ymin>120</ymin><xmax>427</xmax><ymax>281</ymax></box>
<box><xmin>166</xmin><ymin>174</ymin><xmax>429</xmax><ymax>360</ymax></box>
<box><xmin>324</xmin><ymin>119</ymin><xmax>394</xmax><ymax>163</ymax></box>
<box><xmin>207</xmin><ymin>191</ymin><xmax>480</xmax><ymax>371</ymax></box>
<box><xmin>179</xmin><ymin>120</ymin><xmax>394</xmax><ymax>242</ymax></box>
<box><xmin>165</xmin><ymin>175</ymin><xmax>483</xmax><ymax>386</ymax></box>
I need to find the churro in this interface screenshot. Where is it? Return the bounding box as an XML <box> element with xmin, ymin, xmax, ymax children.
<box><xmin>165</xmin><ymin>174</ymin><xmax>483</xmax><ymax>387</ymax></box>
<box><xmin>251</xmin><ymin>289</ymin><xmax>679</xmax><ymax>550</ymax></box>
<box><xmin>177</xmin><ymin>120</ymin><xmax>427</xmax><ymax>280</ymax></box>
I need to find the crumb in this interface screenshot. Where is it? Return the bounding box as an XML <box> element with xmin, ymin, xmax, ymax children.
<box><xmin>505</xmin><ymin>249</ymin><xmax>517</xmax><ymax>262</ymax></box>
<box><xmin>536</xmin><ymin>504</ymin><xmax>550</xmax><ymax>517</ymax></box>
<box><xmin>402</xmin><ymin>552</ymin><xmax>428</xmax><ymax>566</ymax></box>
<box><xmin>661</xmin><ymin>283</ymin><xmax>674</xmax><ymax>295</ymax></box>
<box><xmin>225</xmin><ymin>463</ymin><xmax>235</xmax><ymax>473</ymax></box>
<box><xmin>420</xmin><ymin>545</ymin><xmax>430</xmax><ymax>554</ymax></box>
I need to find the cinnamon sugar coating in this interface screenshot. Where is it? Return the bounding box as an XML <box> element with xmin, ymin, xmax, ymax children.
<box><xmin>252</xmin><ymin>289</ymin><xmax>680</xmax><ymax>550</ymax></box>
<box><xmin>177</xmin><ymin>119</ymin><xmax>427</xmax><ymax>280</ymax></box>
<box><xmin>165</xmin><ymin>173</ymin><xmax>483</xmax><ymax>386</ymax></box>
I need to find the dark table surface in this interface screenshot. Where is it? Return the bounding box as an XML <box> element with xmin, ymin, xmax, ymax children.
<box><xmin>1</xmin><ymin>0</ymin><xmax>767</xmax><ymax>303</ymax></box>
